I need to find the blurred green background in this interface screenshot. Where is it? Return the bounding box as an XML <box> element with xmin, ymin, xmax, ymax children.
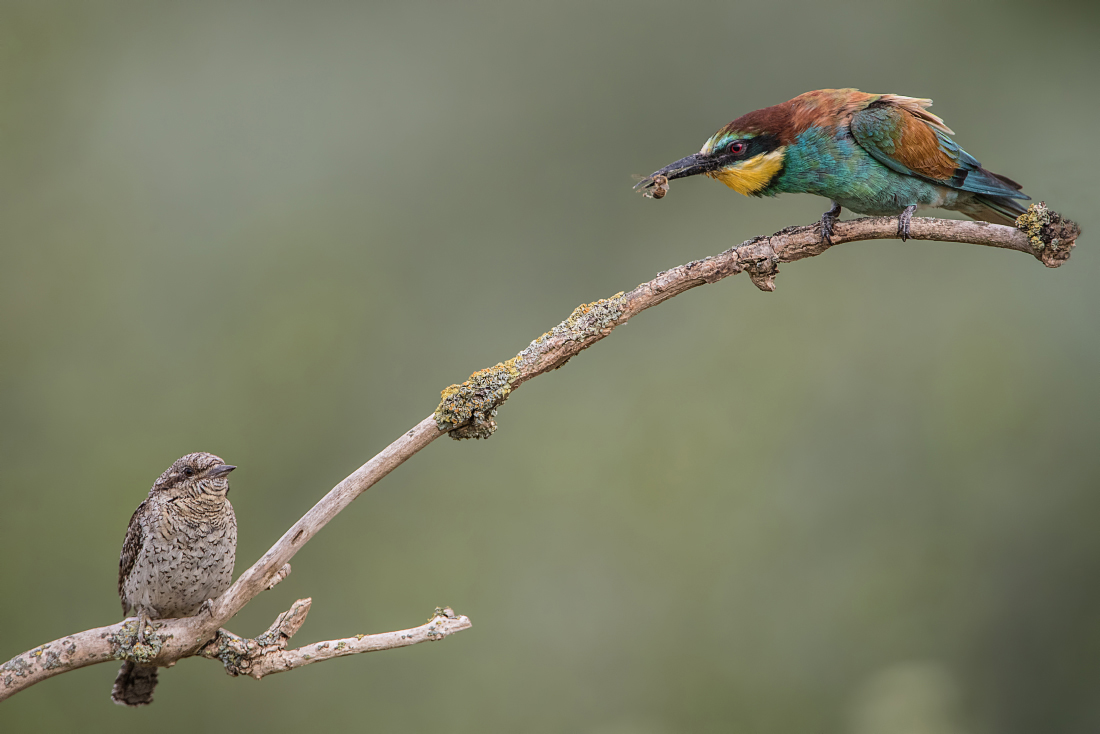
<box><xmin>2</xmin><ymin>0</ymin><xmax>1098</xmax><ymax>731</ymax></box>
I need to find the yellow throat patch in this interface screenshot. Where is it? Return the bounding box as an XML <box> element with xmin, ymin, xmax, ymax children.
<box><xmin>707</xmin><ymin>148</ymin><xmax>786</xmax><ymax>196</ymax></box>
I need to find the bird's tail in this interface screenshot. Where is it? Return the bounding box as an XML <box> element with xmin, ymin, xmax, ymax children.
<box><xmin>962</xmin><ymin>194</ymin><xmax>1029</xmax><ymax>226</ymax></box>
<box><xmin>957</xmin><ymin>170</ymin><xmax>1030</xmax><ymax>226</ymax></box>
<box><xmin>111</xmin><ymin>660</ymin><xmax>158</xmax><ymax>706</ymax></box>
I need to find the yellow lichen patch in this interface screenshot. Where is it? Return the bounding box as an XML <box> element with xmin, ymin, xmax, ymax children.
<box><xmin>1016</xmin><ymin>202</ymin><xmax>1054</xmax><ymax>251</ymax></box>
<box><xmin>107</xmin><ymin>619</ymin><xmax>164</xmax><ymax>664</ymax></box>
<box><xmin>1015</xmin><ymin>202</ymin><xmax>1080</xmax><ymax>268</ymax></box>
<box><xmin>523</xmin><ymin>292</ymin><xmax>626</xmax><ymax>354</ymax></box>
<box><xmin>707</xmin><ymin>148</ymin><xmax>786</xmax><ymax>196</ymax></box>
<box><xmin>435</xmin><ymin>291</ymin><xmax>629</xmax><ymax>440</ymax></box>
<box><xmin>434</xmin><ymin>357</ymin><xmax>523</xmax><ymax>440</ymax></box>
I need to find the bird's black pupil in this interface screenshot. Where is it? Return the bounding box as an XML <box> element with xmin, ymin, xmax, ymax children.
<box><xmin>184</xmin><ymin>467</ymin><xmax>194</xmax><ymax>476</ymax></box>
<box><xmin>730</xmin><ymin>142</ymin><xmax>744</xmax><ymax>154</ymax></box>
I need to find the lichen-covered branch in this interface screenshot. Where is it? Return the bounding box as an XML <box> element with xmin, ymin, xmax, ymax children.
<box><xmin>200</xmin><ymin>605</ymin><xmax>471</xmax><ymax>680</ymax></box>
<box><xmin>198</xmin><ymin>598</ymin><xmax>315</xmax><ymax>677</ymax></box>
<box><xmin>435</xmin><ymin>205</ymin><xmax>1080</xmax><ymax>439</ymax></box>
<box><xmin>197</xmin><ymin>602</ymin><xmax>471</xmax><ymax>680</ymax></box>
<box><xmin>0</xmin><ymin>205</ymin><xmax>1077</xmax><ymax>703</ymax></box>
<box><xmin>0</xmin><ymin>598</ymin><xmax>471</xmax><ymax>701</ymax></box>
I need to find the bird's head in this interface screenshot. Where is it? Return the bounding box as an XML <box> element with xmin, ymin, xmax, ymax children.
<box><xmin>635</xmin><ymin>108</ymin><xmax>791</xmax><ymax>198</ymax></box>
<box><xmin>153</xmin><ymin>451</ymin><xmax>236</xmax><ymax>498</ymax></box>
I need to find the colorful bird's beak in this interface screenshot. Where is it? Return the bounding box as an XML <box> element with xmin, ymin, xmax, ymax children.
<box><xmin>633</xmin><ymin>153</ymin><xmax>717</xmax><ymax>194</ymax></box>
<box><xmin>208</xmin><ymin>464</ymin><xmax>236</xmax><ymax>478</ymax></box>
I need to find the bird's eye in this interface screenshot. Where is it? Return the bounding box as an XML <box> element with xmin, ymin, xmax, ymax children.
<box><xmin>728</xmin><ymin>142</ymin><xmax>746</xmax><ymax>155</ymax></box>
<box><xmin>183</xmin><ymin>467</ymin><xmax>194</xmax><ymax>477</ymax></box>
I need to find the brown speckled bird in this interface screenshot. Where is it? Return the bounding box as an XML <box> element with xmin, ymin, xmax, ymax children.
<box><xmin>112</xmin><ymin>452</ymin><xmax>237</xmax><ymax>707</ymax></box>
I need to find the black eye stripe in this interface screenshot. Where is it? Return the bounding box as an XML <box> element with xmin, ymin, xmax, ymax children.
<box><xmin>716</xmin><ymin>133</ymin><xmax>780</xmax><ymax>163</ymax></box>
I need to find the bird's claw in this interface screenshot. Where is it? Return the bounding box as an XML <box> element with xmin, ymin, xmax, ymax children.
<box><xmin>819</xmin><ymin>202</ymin><xmax>842</xmax><ymax>246</ymax></box>
<box><xmin>897</xmin><ymin>205</ymin><xmax>916</xmax><ymax>242</ymax></box>
<box><xmin>135</xmin><ymin>612</ymin><xmax>149</xmax><ymax>645</ymax></box>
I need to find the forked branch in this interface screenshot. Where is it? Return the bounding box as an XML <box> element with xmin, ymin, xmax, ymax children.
<box><xmin>0</xmin><ymin>205</ymin><xmax>1078</xmax><ymax>702</ymax></box>
<box><xmin>198</xmin><ymin>602</ymin><xmax>471</xmax><ymax>680</ymax></box>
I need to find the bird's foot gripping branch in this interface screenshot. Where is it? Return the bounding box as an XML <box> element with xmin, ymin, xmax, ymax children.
<box><xmin>107</xmin><ymin>620</ymin><xmax>164</xmax><ymax>665</ymax></box>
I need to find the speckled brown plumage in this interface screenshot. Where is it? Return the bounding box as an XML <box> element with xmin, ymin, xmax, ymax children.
<box><xmin>112</xmin><ymin>452</ymin><xmax>238</xmax><ymax>707</ymax></box>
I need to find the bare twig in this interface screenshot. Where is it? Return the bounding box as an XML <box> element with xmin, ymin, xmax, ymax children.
<box><xmin>0</xmin><ymin>207</ymin><xmax>1078</xmax><ymax>702</ymax></box>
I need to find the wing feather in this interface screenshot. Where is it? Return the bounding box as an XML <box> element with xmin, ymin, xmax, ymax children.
<box><xmin>851</xmin><ymin>98</ymin><xmax>1028</xmax><ymax>200</ymax></box>
<box><xmin>118</xmin><ymin>503</ymin><xmax>146</xmax><ymax>615</ymax></box>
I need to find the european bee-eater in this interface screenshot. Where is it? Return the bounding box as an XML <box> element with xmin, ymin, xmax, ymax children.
<box><xmin>635</xmin><ymin>88</ymin><xmax>1030</xmax><ymax>242</ymax></box>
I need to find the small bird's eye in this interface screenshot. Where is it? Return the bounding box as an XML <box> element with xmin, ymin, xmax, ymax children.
<box><xmin>728</xmin><ymin>142</ymin><xmax>746</xmax><ymax>155</ymax></box>
<box><xmin>183</xmin><ymin>467</ymin><xmax>194</xmax><ymax>477</ymax></box>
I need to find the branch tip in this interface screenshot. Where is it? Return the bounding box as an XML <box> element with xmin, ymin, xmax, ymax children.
<box><xmin>1015</xmin><ymin>202</ymin><xmax>1080</xmax><ymax>268</ymax></box>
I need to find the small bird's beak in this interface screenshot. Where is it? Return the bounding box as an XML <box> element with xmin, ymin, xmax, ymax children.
<box><xmin>633</xmin><ymin>152</ymin><xmax>716</xmax><ymax>193</ymax></box>
<box><xmin>208</xmin><ymin>464</ymin><xmax>236</xmax><ymax>478</ymax></box>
